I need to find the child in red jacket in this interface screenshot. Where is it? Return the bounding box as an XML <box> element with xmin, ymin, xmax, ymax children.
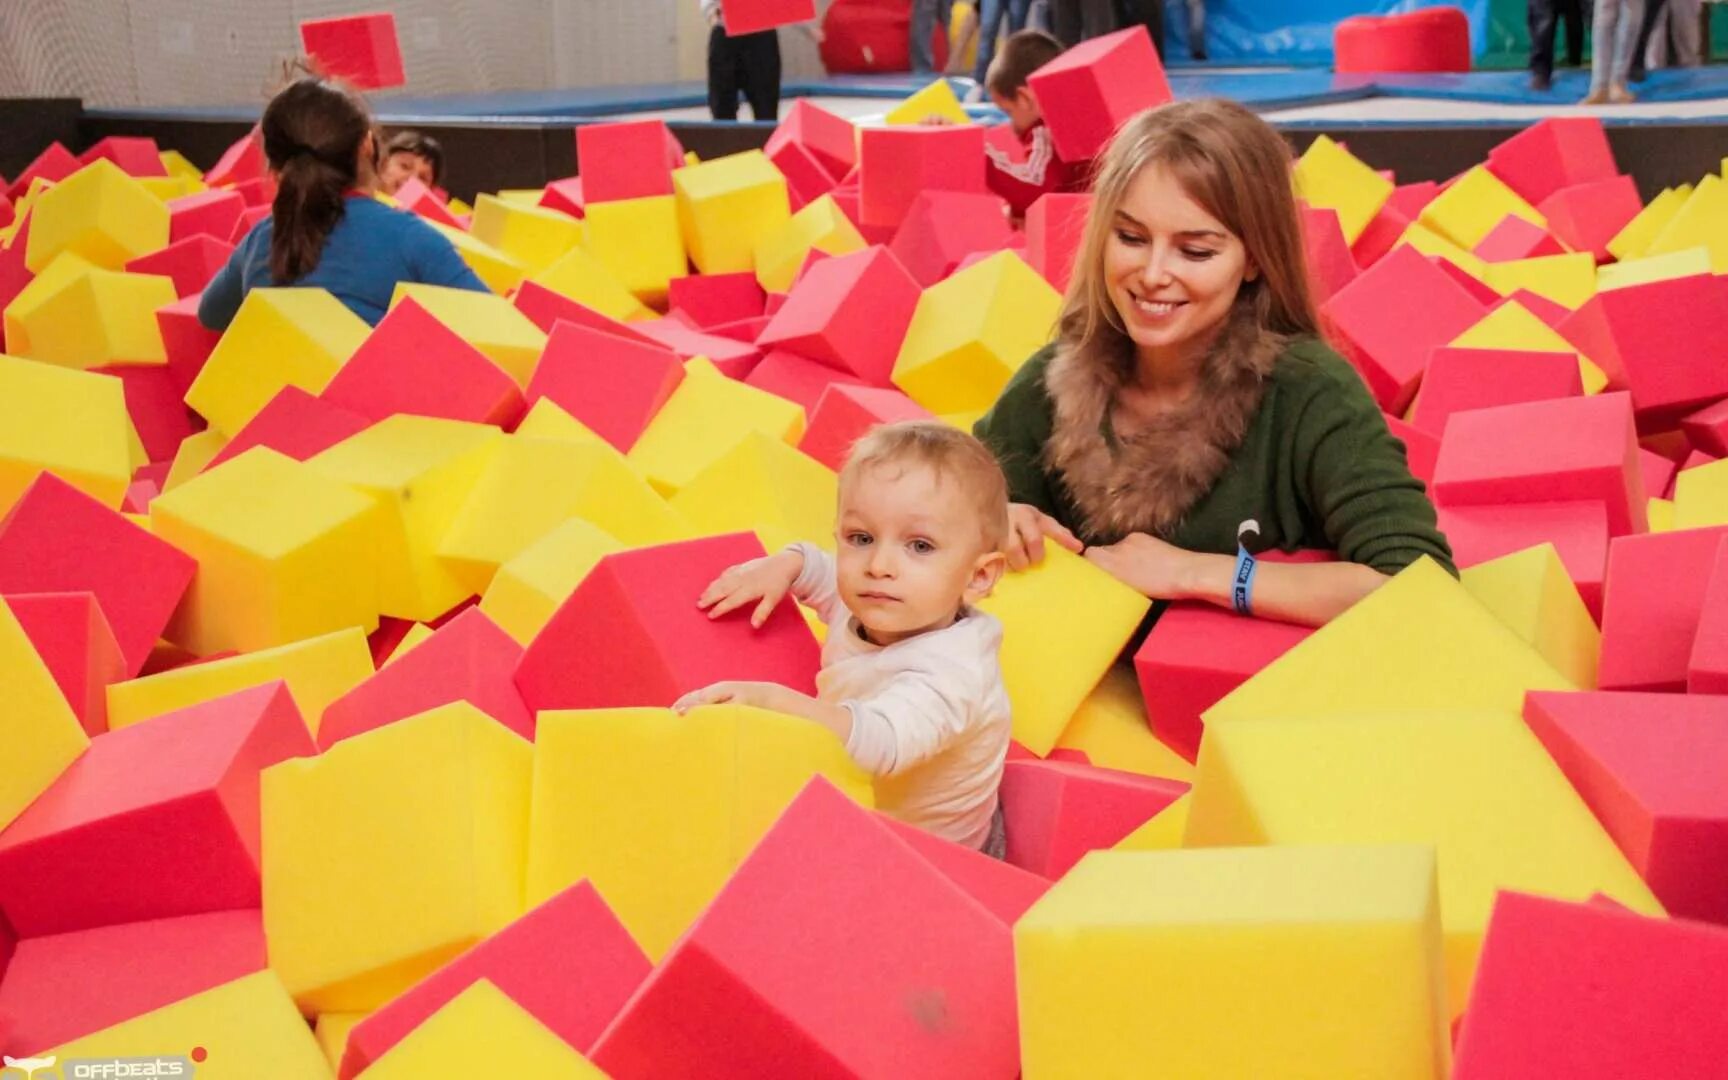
<box><xmin>983</xmin><ymin>30</ymin><xmax>1085</xmax><ymax>217</ymax></box>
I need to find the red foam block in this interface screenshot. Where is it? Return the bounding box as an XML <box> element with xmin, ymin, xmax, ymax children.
<box><xmin>1598</xmin><ymin>525</ymin><xmax>1728</xmax><ymax>691</ymax></box>
<box><xmin>3</xmin><ymin>591</ymin><xmax>125</xmax><ymax>737</ymax></box>
<box><xmin>764</xmin><ymin>99</ymin><xmax>856</xmax><ymax>182</ymax></box>
<box><xmin>767</xmin><ymin>138</ymin><xmax>836</xmax><ymax>212</ymax></box>
<box><xmin>633</xmin><ymin>318</ymin><xmax>763</xmax><ymax>375</ymax></box>
<box><xmin>1494</xmin><ymin>288</ymin><xmax>1573</xmax><ymax>330</ymax></box>
<box><xmin>999</xmin><ymin>759</ymin><xmax>1189</xmax><ymax>879</ymax></box>
<box><xmin>1384</xmin><ymin>414</ymin><xmax>1440</xmax><ymax>484</ymax></box>
<box><xmin>1484</xmin><ymin>116</ymin><xmax>1619</xmax><ymax>208</ymax></box>
<box><xmin>525</xmin><ymin>320</ymin><xmax>684</xmax><ymax>453</ymax></box>
<box><xmin>167</xmin><ymin>189</ymin><xmax>245</xmax><ymax>245</ymax></box>
<box><xmin>125</xmin><ymin>234</ymin><xmax>232</xmax><ymax>300</ymax></box>
<box><xmin>392</xmin><ymin>177</ymin><xmax>463</xmax><ymax>228</ymax></box>
<box><xmin>1026</xmin><ymin>24</ymin><xmax>1172</xmax><ymax>163</ymax></box>
<box><xmin>744</xmin><ymin>349</ymin><xmax>867</xmax><ymax>416</ymax></box>
<box><xmin>1024</xmin><ymin>191</ymin><xmax>1090</xmax><ymax>294</ymax></box>
<box><xmin>858</xmin><ymin>125</ymin><xmax>986</xmax><ymax>230</ymax></box>
<box><xmin>93</xmin><ymin>362</ymin><xmax>201</xmax><ymax>465</ymax></box>
<box><xmin>539</xmin><ymin>176</ymin><xmax>586</xmax><ymax>220</ymax></box>
<box><xmin>1472</xmin><ymin>214</ymin><xmax>1566</xmax><ymax>262</ymax></box>
<box><xmin>0</xmin><ymin>473</ymin><xmax>196</xmax><ymax>676</ymax></box>
<box><xmin>590</xmin><ymin>778</ymin><xmax>1019</xmax><ymax>1079</ymax></box>
<box><xmin>757</xmin><ymin>245</ymin><xmax>920</xmax><ymax>385</ymax></box>
<box><xmin>300</xmin><ymin>12</ymin><xmax>406</xmax><ymax>90</ymax></box>
<box><xmin>1301</xmin><ymin>204</ymin><xmax>1359</xmax><ymax>306</ymax></box>
<box><xmin>668</xmin><ymin>272</ymin><xmax>766</xmax><ymax>329</ymax></box>
<box><xmin>1640</xmin><ymin>447</ymin><xmax>1679</xmax><ymax>503</ymax></box>
<box><xmin>1524</xmin><ymin>690</ymin><xmax>1728</xmax><ymax>923</ymax></box>
<box><xmin>722</xmin><ymin>0</ymin><xmax>817</xmax><ymax>35</ymax></box>
<box><xmin>1558</xmin><ymin>274</ymin><xmax>1728</xmax><ymax>428</ymax></box>
<box><xmin>203</xmin><ymin>385</ymin><xmax>371</xmax><ymax>473</ymax></box>
<box><xmin>889</xmin><ymin>190</ymin><xmax>1013</xmax><ymax>287</ymax></box>
<box><xmin>1681</xmin><ymin>398</ymin><xmax>1728</xmax><ymax>458</ymax></box>
<box><xmin>1538</xmin><ymin>175</ymin><xmax>1642</xmax><ymax>263</ymax></box>
<box><xmin>1350</xmin><ymin>180</ymin><xmax>1440</xmax><ymax>268</ymax></box>
<box><xmin>228</xmin><ymin>205</ymin><xmax>270</xmax><ymax>244</ymax></box>
<box><xmin>78</xmin><ymin>136</ymin><xmax>167</xmax><ymax>179</ymax></box>
<box><xmin>339</xmin><ymin>881</ymin><xmax>650</xmax><ymax>1077</ymax></box>
<box><xmin>1431</xmin><ymin>391</ymin><xmax>1645</xmax><ymax>537</ymax></box>
<box><xmin>320</xmin><ymin>297</ymin><xmax>525</xmax><ymax>427</ymax></box>
<box><xmin>878</xmin><ymin>815</ymin><xmax>1050</xmax><ymax>925</ymax></box>
<box><xmin>7</xmin><ymin>143</ymin><xmax>79</xmax><ymax>200</ymax></box>
<box><xmin>0</xmin><ymin>682</ymin><xmax>313</xmax><ymax>937</ymax></box>
<box><xmin>515</xmin><ymin>533</ymin><xmax>822</xmax><ymax>712</ymax></box>
<box><xmin>1322</xmin><ymin>243</ymin><xmax>1488</xmax><ymax>413</ymax></box>
<box><xmin>1407</xmin><ymin>347</ymin><xmax>1583</xmax><ymax>438</ymax></box>
<box><xmin>203</xmin><ymin>127</ymin><xmax>266</xmax><ymax>189</ymax></box>
<box><xmin>318</xmin><ymin>607</ymin><xmax>532</xmax><ymax>749</ymax></box>
<box><xmin>1688</xmin><ymin>537</ymin><xmax>1728</xmax><ymax>694</ymax></box>
<box><xmin>1452</xmin><ymin>892</ymin><xmax>1728</xmax><ymax>1078</ymax></box>
<box><xmin>798</xmin><ymin>383</ymin><xmax>934</xmax><ymax>471</ymax></box>
<box><xmin>1439</xmin><ymin>501</ymin><xmax>1610</xmax><ymax>618</ymax></box>
<box><xmin>1134</xmin><ymin>600</ymin><xmax>1318</xmax><ymax>762</ymax></box>
<box><xmin>577</xmin><ymin>120</ymin><xmax>675</xmax><ymax>205</ymax></box>
<box><xmin>0</xmin><ymin>910</ymin><xmax>264</xmax><ymax>1058</ymax></box>
<box><xmin>511</xmin><ymin>279</ymin><xmax>657</xmax><ymax>343</ymax></box>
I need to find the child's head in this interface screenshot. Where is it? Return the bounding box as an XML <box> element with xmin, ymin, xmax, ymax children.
<box><xmin>260</xmin><ymin>76</ymin><xmax>374</xmax><ymax>283</ymax></box>
<box><xmin>377</xmin><ymin>130</ymin><xmax>445</xmax><ymax>194</ymax></box>
<box><xmin>835</xmin><ymin>422</ymin><xmax>1009</xmax><ymax>645</ymax></box>
<box><xmin>985</xmin><ymin>30</ymin><xmax>1063</xmax><ymax>134</ymax></box>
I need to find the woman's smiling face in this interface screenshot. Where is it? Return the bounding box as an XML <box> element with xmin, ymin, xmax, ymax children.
<box><xmin>1104</xmin><ymin>163</ymin><xmax>1256</xmax><ymax>367</ymax></box>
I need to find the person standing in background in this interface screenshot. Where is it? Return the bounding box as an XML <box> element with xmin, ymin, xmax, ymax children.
<box><xmin>1528</xmin><ymin>0</ymin><xmax>1586</xmax><ymax>90</ymax></box>
<box><xmin>1113</xmin><ymin>0</ymin><xmax>1166</xmax><ymax>55</ymax></box>
<box><xmin>1583</xmin><ymin>0</ymin><xmax>1647</xmax><ymax>103</ymax></box>
<box><xmin>701</xmin><ymin>0</ymin><xmax>821</xmax><ymax>120</ymax></box>
<box><xmin>966</xmin><ymin>0</ymin><xmax>1034</xmax><ymax>100</ymax></box>
<box><xmin>1183</xmin><ymin>0</ymin><xmax>1206</xmax><ymax>59</ymax></box>
<box><xmin>911</xmin><ymin>0</ymin><xmax>956</xmax><ymax>75</ymax></box>
<box><xmin>1051</xmin><ymin>0</ymin><xmax>1120</xmax><ymax>46</ymax></box>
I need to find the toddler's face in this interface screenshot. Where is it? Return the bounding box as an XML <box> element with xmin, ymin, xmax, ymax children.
<box><xmin>379</xmin><ymin>151</ymin><xmax>435</xmax><ymax>194</ymax></box>
<box><xmin>834</xmin><ymin>462</ymin><xmax>1003</xmax><ymax>646</ymax></box>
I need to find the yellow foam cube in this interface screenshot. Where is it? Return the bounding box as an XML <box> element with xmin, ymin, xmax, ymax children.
<box><xmin>364</xmin><ymin>979</ymin><xmax>607</xmax><ymax>1078</ymax></box>
<box><xmin>627</xmin><ymin>357</ymin><xmax>807</xmax><ymax>496</ymax></box>
<box><xmin>1482</xmin><ymin>251</ymin><xmax>1597</xmax><ymax>309</ymax></box>
<box><xmin>468</xmin><ymin>194</ymin><xmax>584</xmax><ymax>275</ymax></box>
<box><xmin>669</xmin><ymin>431</ymin><xmax>838</xmax><ymax>554</ymax></box>
<box><xmin>940</xmin><ymin>408</ymin><xmax>986</xmax><ymax>432</ymax></box>
<box><xmin>262</xmin><ymin>701</ymin><xmax>532</xmax><ymax>1013</ymax></box>
<box><xmin>440</xmin><ymin>436</ymin><xmax>691</xmax><ymax>591</ymax></box>
<box><xmin>1460</xmin><ymin>543</ymin><xmax>1599</xmax><ymax>689</ymax></box>
<box><xmin>446</xmin><ymin>196</ymin><xmax>474</xmax><ymax>216</ymax></box>
<box><xmin>1016</xmin><ymin>845</ymin><xmax>1450</xmax><ymax>1080</ymax></box>
<box><xmin>1608</xmin><ymin>184</ymin><xmax>1689</xmax><ymax>262</ymax></box>
<box><xmin>138</xmin><ymin>175</ymin><xmax>203</xmax><ymax>202</ymax></box>
<box><xmin>673</xmin><ymin>149</ymin><xmax>792</xmax><ymax>274</ymax></box>
<box><xmin>1649</xmin><ymin>495</ymin><xmax>1677</xmax><ymax>532</ymax></box>
<box><xmin>0</xmin><ymin>352</ymin><xmax>132</xmax><ymax>513</ymax></box>
<box><xmin>1419</xmin><ymin>165</ymin><xmax>1547</xmax><ymax>251</ymax></box>
<box><xmin>753</xmin><ymin>193</ymin><xmax>867</xmax><ymax>293</ymax></box>
<box><xmin>1113</xmin><ymin>791</ymin><xmax>1191</xmax><ymax>850</ymax></box>
<box><xmin>3</xmin><ymin>250</ymin><xmax>97</xmax><ymax>356</ymax></box>
<box><xmin>1671</xmin><ymin>456</ymin><xmax>1728</xmax><ymax>530</ymax></box>
<box><xmin>46</xmin><ymin>971</ymin><xmax>330</xmax><ymax>1079</ymax></box>
<box><xmin>531</xmin><ymin>243</ymin><xmax>657</xmax><ymax>322</ymax></box>
<box><xmin>390</xmin><ymin>283</ymin><xmax>547</xmax><ymax>387</ymax></box>
<box><xmin>1450</xmin><ymin>300</ymin><xmax>1608</xmax><ymax>395</ymax></box>
<box><xmin>479</xmin><ymin>517</ymin><xmax>625</xmax><ymax>644</ymax></box>
<box><xmin>150</xmin><ymin>447</ymin><xmax>384</xmax><ymax>655</ymax></box>
<box><xmin>315</xmin><ymin>1012</ymin><xmax>368</xmax><ymax>1071</ymax></box>
<box><xmin>528</xmin><ymin>705</ymin><xmax>872</xmax><ymax>959</ymax></box>
<box><xmin>428</xmin><ymin>220</ymin><xmax>526</xmax><ymax>294</ymax></box>
<box><xmin>885</xmin><ymin>78</ymin><xmax>971</xmax><ymax>125</ymax></box>
<box><xmin>1053</xmin><ymin>664</ymin><xmax>1196</xmax><ymax>782</ymax></box>
<box><xmin>513</xmin><ymin>397</ymin><xmax>654</xmax><ymax>481</ymax></box>
<box><xmin>11</xmin><ymin>267</ymin><xmax>175</xmax><ymax>369</ymax></box>
<box><xmin>977</xmin><ymin>544</ymin><xmax>1151</xmax><ymax>755</ymax></box>
<box><xmin>1185</xmin><ymin>712</ymin><xmax>1662</xmax><ymax>1015</ymax></box>
<box><xmin>307</xmin><ymin>416</ymin><xmax>504</xmax><ymax>621</ymax></box>
<box><xmin>185</xmin><ymin>287</ymin><xmax>369</xmax><ymax>436</ymax></box>
<box><xmin>893</xmin><ymin>250</ymin><xmax>1061</xmax><ymax>414</ymax></box>
<box><xmin>1645</xmin><ymin>172</ymin><xmax>1728</xmax><ymax>272</ymax></box>
<box><xmin>1205</xmin><ymin>558</ymin><xmax>1574</xmax><ymax>727</ymax></box>
<box><xmin>1293</xmin><ymin>134</ymin><xmax>1394</xmax><ymax>245</ymax></box>
<box><xmin>0</xmin><ymin>597</ymin><xmax>89</xmax><ymax>832</ymax></box>
<box><xmin>1396</xmin><ymin>220</ymin><xmax>1493</xmax><ymax>282</ymax></box>
<box><xmin>1598</xmin><ymin>246</ymin><xmax>1712</xmax><ymax>291</ymax></box>
<box><xmin>583</xmin><ymin>194</ymin><xmax>689</xmax><ymax>304</ymax></box>
<box><xmin>164</xmin><ymin>428</ymin><xmax>228</xmax><ymax>491</ymax></box>
<box><xmin>107</xmin><ymin>626</ymin><xmax>373</xmax><ymax>737</ymax></box>
<box><xmin>159</xmin><ymin>149</ymin><xmax>204</xmax><ymax>181</ymax></box>
<box><xmin>25</xmin><ymin>158</ymin><xmax>170</xmax><ymax>272</ymax></box>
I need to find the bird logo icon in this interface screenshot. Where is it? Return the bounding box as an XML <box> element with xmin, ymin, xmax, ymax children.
<box><xmin>1</xmin><ymin>1056</ymin><xmax>56</xmax><ymax>1080</ymax></box>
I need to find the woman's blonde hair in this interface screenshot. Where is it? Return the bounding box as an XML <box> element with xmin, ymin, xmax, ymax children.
<box><xmin>1059</xmin><ymin>99</ymin><xmax>1319</xmax><ymax>365</ymax></box>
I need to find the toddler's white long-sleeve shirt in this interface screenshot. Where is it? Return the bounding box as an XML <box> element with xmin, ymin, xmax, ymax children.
<box><xmin>788</xmin><ymin>543</ymin><xmax>1011</xmax><ymax>849</ymax></box>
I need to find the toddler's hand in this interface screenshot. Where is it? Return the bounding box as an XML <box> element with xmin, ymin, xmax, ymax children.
<box><xmin>672</xmin><ymin>680</ymin><xmax>778</xmax><ymax>714</ymax></box>
<box><xmin>696</xmin><ymin>549</ymin><xmax>804</xmax><ymax>628</ymax></box>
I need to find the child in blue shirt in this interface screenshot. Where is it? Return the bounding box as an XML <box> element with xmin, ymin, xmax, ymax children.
<box><xmin>198</xmin><ymin>77</ymin><xmax>486</xmax><ymax>330</ymax></box>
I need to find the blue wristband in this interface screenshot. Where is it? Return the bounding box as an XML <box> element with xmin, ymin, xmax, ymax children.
<box><xmin>1232</xmin><ymin>519</ymin><xmax>1260</xmax><ymax>616</ymax></box>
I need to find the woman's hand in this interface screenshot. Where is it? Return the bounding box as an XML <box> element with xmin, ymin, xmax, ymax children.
<box><xmin>1004</xmin><ymin>502</ymin><xmax>1083</xmax><ymax>570</ymax></box>
<box><xmin>696</xmin><ymin>550</ymin><xmax>804</xmax><ymax>627</ymax></box>
<box><xmin>1083</xmin><ymin>532</ymin><xmax>1211</xmax><ymax>599</ymax></box>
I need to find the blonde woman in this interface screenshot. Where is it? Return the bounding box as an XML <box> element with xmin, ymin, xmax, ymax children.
<box><xmin>974</xmin><ymin>99</ymin><xmax>1453</xmax><ymax>629</ymax></box>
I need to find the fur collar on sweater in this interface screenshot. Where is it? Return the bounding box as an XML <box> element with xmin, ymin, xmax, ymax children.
<box><xmin>1042</xmin><ymin>306</ymin><xmax>1286</xmax><ymax>543</ymax></box>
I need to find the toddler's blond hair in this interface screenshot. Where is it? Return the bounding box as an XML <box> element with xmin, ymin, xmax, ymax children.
<box><xmin>839</xmin><ymin>421</ymin><xmax>1010</xmax><ymax>551</ymax></box>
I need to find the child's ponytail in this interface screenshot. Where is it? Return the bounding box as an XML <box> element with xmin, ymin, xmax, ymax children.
<box><xmin>260</xmin><ymin>77</ymin><xmax>372</xmax><ymax>284</ymax></box>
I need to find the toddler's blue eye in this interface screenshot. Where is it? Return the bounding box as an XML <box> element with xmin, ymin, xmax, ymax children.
<box><xmin>909</xmin><ymin>539</ymin><xmax>935</xmax><ymax>555</ymax></box>
<box><xmin>847</xmin><ymin>532</ymin><xmax>873</xmax><ymax>547</ymax></box>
